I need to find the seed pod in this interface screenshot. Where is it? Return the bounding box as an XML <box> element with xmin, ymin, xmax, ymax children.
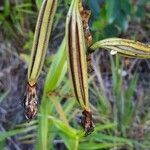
<box><xmin>91</xmin><ymin>38</ymin><xmax>150</xmax><ymax>59</ymax></box>
<box><xmin>66</xmin><ymin>0</ymin><xmax>94</xmax><ymax>134</ymax></box>
<box><xmin>24</xmin><ymin>0</ymin><xmax>58</xmax><ymax>119</ymax></box>
<box><xmin>28</xmin><ymin>0</ymin><xmax>58</xmax><ymax>86</ymax></box>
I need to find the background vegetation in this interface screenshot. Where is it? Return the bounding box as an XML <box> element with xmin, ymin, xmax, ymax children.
<box><xmin>0</xmin><ymin>0</ymin><xmax>150</xmax><ymax>149</ymax></box>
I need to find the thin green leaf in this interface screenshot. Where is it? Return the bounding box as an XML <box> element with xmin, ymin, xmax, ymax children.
<box><xmin>44</xmin><ymin>38</ymin><xmax>67</xmax><ymax>93</ymax></box>
<box><xmin>79</xmin><ymin>142</ymin><xmax>123</xmax><ymax>150</ymax></box>
<box><xmin>0</xmin><ymin>125</ymin><xmax>36</xmax><ymax>141</ymax></box>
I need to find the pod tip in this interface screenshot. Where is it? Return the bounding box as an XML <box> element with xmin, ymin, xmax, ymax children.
<box><xmin>23</xmin><ymin>83</ymin><xmax>38</xmax><ymax>120</ymax></box>
<box><xmin>82</xmin><ymin>110</ymin><xmax>94</xmax><ymax>135</ymax></box>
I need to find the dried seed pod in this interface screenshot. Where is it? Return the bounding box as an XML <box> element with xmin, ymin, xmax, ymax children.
<box><xmin>79</xmin><ymin>2</ymin><xmax>93</xmax><ymax>73</ymax></box>
<box><xmin>66</xmin><ymin>0</ymin><xmax>94</xmax><ymax>134</ymax></box>
<box><xmin>82</xmin><ymin>110</ymin><xmax>94</xmax><ymax>135</ymax></box>
<box><xmin>79</xmin><ymin>3</ymin><xmax>92</xmax><ymax>47</ymax></box>
<box><xmin>24</xmin><ymin>0</ymin><xmax>58</xmax><ymax>119</ymax></box>
<box><xmin>91</xmin><ymin>38</ymin><xmax>150</xmax><ymax>58</ymax></box>
<box><xmin>24</xmin><ymin>83</ymin><xmax>38</xmax><ymax>119</ymax></box>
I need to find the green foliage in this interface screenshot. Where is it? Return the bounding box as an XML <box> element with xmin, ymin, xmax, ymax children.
<box><xmin>44</xmin><ymin>39</ymin><xmax>67</xmax><ymax>93</ymax></box>
<box><xmin>111</xmin><ymin>56</ymin><xmax>138</xmax><ymax>136</ymax></box>
<box><xmin>0</xmin><ymin>0</ymin><xmax>149</xmax><ymax>150</ymax></box>
<box><xmin>0</xmin><ymin>0</ymin><xmax>34</xmax><ymax>38</ymax></box>
<box><xmin>90</xmin><ymin>0</ymin><xmax>149</xmax><ymax>40</ymax></box>
<box><xmin>37</xmin><ymin>38</ymin><xmax>68</xmax><ymax>150</ymax></box>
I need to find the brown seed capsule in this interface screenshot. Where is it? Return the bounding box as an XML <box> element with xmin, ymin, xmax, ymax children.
<box><xmin>79</xmin><ymin>4</ymin><xmax>93</xmax><ymax>47</ymax></box>
<box><xmin>24</xmin><ymin>83</ymin><xmax>38</xmax><ymax>119</ymax></box>
<box><xmin>82</xmin><ymin>110</ymin><xmax>94</xmax><ymax>135</ymax></box>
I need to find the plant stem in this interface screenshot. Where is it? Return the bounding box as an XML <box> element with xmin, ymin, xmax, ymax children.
<box><xmin>49</xmin><ymin>95</ymin><xmax>69</xmax><ymax>126</ymax></box>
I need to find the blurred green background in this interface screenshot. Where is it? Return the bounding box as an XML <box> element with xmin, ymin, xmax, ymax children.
<box><xmin>0</xmin><ymin>0</ymin><xmax>150</xmax><ymax>150</ymax></box>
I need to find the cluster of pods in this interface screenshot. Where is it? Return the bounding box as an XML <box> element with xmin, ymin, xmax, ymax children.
<box><xmin>24</xmin><ymin>0</ymin><xmax>94</xmax><ymax>134</ymax></box>
<box><xmin>23</xmin><ymin>0</ymin><xmax>150</xmax><ymax>134</ymax></box>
